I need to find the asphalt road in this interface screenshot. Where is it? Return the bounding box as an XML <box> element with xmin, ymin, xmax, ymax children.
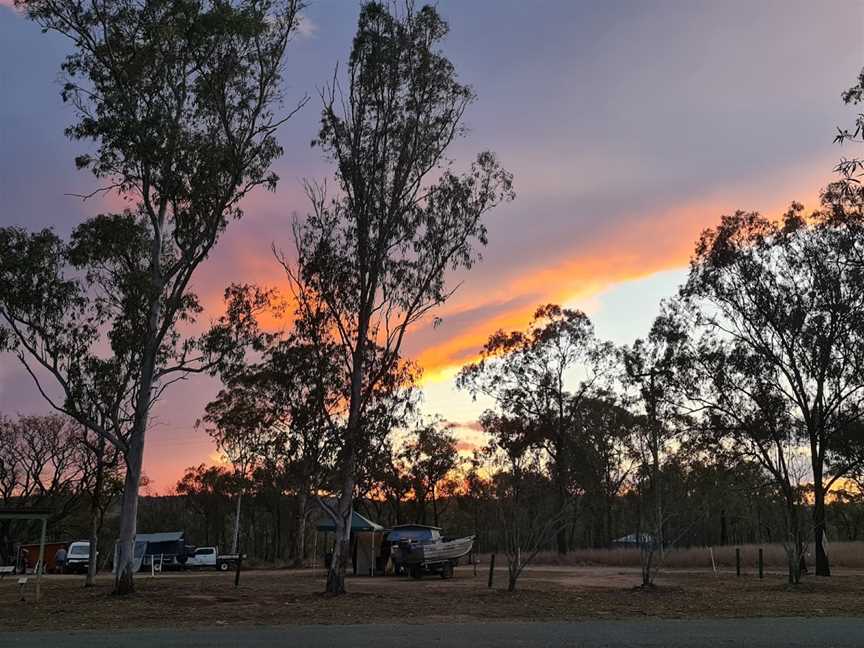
<box><xmin>2</xmin><ymin>618</ymin><xmax>863</xmax><ymax>648</ymax></box>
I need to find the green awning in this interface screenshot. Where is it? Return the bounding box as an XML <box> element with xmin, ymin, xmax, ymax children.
<box><xmin>316</xmin><ymin>510</ymin><xmax>383</xmax><ymax>533</ymax></box>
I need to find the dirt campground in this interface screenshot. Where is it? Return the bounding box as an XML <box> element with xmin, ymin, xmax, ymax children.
<box><xmin>2</xmin><ymin>565</ymin><xmax>864</xmax><ymax>632</ymax></box>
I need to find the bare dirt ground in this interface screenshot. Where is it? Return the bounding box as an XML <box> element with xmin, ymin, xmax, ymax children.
<box><xmin>2</xmin><ymin>565</ymin><xmax>863</xmax><ymax>631</ymax></box>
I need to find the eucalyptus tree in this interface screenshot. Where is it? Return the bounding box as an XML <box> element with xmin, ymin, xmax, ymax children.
<box><xmin>621</xmin><ymin>309</ymin><xmax>689</xmax><ymax>567</ymax></box>
<box><xmin>481</xmin><ymin>412</ymin><xmax>569</xmax><ymax>592</ymax></box>
<box><xmin>683</xmin><ymin>330</ymin><xmax>811</xmax><ymax>583</ymax></box>
<box><xmin>828</xmin><ymin>67</ymin><xmax>864</xmax><ymax>211</ymax></box>
<box><xmin>681</xmin><ymin>204</ymin><xmax>864</xmax><ymax>576</ymax></box>
<box><xmin>401</xmin><ymin>420</ymin><xmax>459</xmax><ymax>527</ymax></box>
<box><xmin>285</xmin><ymin>2</ymin><xmax>513</xmax><ymax>594</ymax></box>
<box><xmin>2</xmin><ymin>0</ymin><xmax>304</xmax><ymax>593</ymax></box>
<box><xmin>74</xmin><ymin>425</ymin><xmax>124</xmax><ymax>587</ymax></box>
<box><xmin>457</xmin><ymin>304</ymin><xmax>613</xmax><ymax>554</ymax></box>
<box><xmin>203</xmin><ymin>301</ymin><xmax>343</xmax><ymax>567</ymax></box>
<box><xmin>572</xmin><ymin>395</ymin><xmax>639</xmax><ymax>548</ymax></box>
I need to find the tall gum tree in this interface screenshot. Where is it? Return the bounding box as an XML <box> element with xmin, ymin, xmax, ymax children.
<box><xmin>286</xmin><ymin>2</ymin><xmax>513</xmax><ymax>594</ymax></box>
<box><xmin>457</xmin><ymin>305</ymin><xmax>614</xmax><ymax>555</ymax></box>
<box><xmin>2</xmin><ymin>0</ymin><xmax>305</xmax><ymax>593</ymax></box>
<box><xmin>682</xmin><ymin>322</ymin><xmax>812</xmax><ymax>583</ymax></box>
<box><xmin>621</xmin><ymin>309</ymin><xmax>689</xmax><ymax>578</ymax></box>
<box><xmin>203</xmin><ymin>300</ymin><xmax>344</xmax><ymax>567</ymax></box>
<box><xmin>681</xmin><ymin>204</ymin><xmax>864</xmax><ymax>577</ymax></box>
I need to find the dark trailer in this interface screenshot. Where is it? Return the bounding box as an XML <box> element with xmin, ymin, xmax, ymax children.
<box><xmin>137</xmin><ymin>531</ymin><xmax>188</xmax><ymax>569</ymax></box>
<box><xmin>112</xmin><ymin>531</ymin><xmax>189</xmax><ymax>572</ymax></box>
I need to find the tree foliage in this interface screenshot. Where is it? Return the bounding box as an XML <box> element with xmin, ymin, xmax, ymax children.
<box><xmin>284</xmin><ymin>1</ymin><xmax>513</xmax><ymax>594</ymax></box>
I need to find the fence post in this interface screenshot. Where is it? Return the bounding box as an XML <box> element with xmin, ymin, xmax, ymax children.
<box><xmin>736</xmin><ymin>547</ymin><xmax>741</xmax><ymax>577</ymax></box>
<box><xmin>758</xmin><ymin>548</ymin><xmax>764</xmax><ymax>579</ymax></box>
<box><xmin>487</xmin><ymin>553</ymin><xmax>496</xmax><ymax>589</ymax></box>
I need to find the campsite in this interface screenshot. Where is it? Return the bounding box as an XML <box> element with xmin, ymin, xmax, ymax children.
<box><xmin>4</xmin><ymin>560</ymin><xmax>864</xmax><ymax>632</ymax></box>
<box><xmin>3</xmin><ymin>0</ymin><xmax>864</xmax><ymax>646</ymax></box>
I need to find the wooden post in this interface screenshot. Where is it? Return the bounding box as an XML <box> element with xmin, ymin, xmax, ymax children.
<box><xmin>234</xmin><ymin>544</ymin><xmax>242</xmax><ymax>588</ymax></box>
<box><xmin>35</xmin><ymin>517</ymin><xmax>46</xmax><ymax>602</ymax></box>
<box><xmin>736</xmin><ymin>547</ymin><xmax>741</xmax><ymax>577</ymax></box>
<box><xmin>758</xmin><ymin>548</ymin><xmax>764</xmax><ymax>579</ymax></box>
<box><xmin>487</xmin><ymin>553</ymin><xmax>496</xmax><ymax>589</ymax></box>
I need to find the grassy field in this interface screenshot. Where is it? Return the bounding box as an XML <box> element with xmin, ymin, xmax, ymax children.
<box><xmin>3</xmin><ymin>564</ymin><xmax>864</xmax><ymax>631</ymax></box>
<box><xmin>527</xmin><ymin>541</ymin><xmax>864</xmax><ymax>570</ymax></box>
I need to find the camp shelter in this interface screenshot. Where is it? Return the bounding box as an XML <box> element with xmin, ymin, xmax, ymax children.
<box><xmin>0</xmin><ymin>507</ymin><xmax>52</xmax><ymax>601</ymax></box>
<box><xmin>113</xmin><ymin>530</ymin><xmax>187</xmax><ymax>573</ymax></box>
<box><xmin>18</xmin><ymin>540</ymin><xmax>74</xmax><ymax>573</ymax></box>
<box><xmin>316</xmin><ymin>510</ymin><xmax>385</xmax><ymax>576</ymax></box>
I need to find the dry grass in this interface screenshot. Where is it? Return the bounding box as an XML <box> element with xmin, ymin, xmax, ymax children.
<box><xmin>2</xmin><ymin>565</ymin><xmax>864</xmax><ymax>631</ymax></box>
<box><xmin>524</xmin><ymin>541</ymin><xmax>864</xmax><ymax>570</ymax></box>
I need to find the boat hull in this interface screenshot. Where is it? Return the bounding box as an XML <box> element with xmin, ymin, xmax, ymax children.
<box><xmin>393</xmin><ymin>535</ymin><xmax>475</xmax><ymax>565</ymax></box>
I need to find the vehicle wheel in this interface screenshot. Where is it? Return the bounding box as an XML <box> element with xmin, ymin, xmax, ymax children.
<box><xmin>440</xmin><ymin>563</ymin><xmax>454</xmax><ymax>579</ymax></box>
<box><xmin>409</xmin><ymin>565</ymin><xmax>422</xmax><ymax>580</ymax></box>
<box><xmin>219</xmin><ymin>561</ymin><xmax>229</xmax><ymax>572</ymax></box>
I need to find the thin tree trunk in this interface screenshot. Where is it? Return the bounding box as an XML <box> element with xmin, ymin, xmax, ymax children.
<box><xmin>813</xmin><ymin>479</ymin><xmax>830</xmax><ymax>576</ymax></box>
<box><xmin>85</xmin><ymin>441</ymin><xmax>105</xmax><ymax>588</ymax></box>
<box><xmin>555</xmin><ymin>486</ymin><xmax>568</xmax><ymax>555</ymax></box>
<box><xmin>232</xmin><ymin>492</ymin><xmax>242</xmax><ymax>554</ymax></box>
<box><xmin>325</xmin><ymin>474</ymin><xmax>354</xmax><ymax>595</ymax></box>
<box><xmin>324</xmin><ymin>268</ymin><xmax>370</xmax><ymax>595</ymax></box>
<box><xmin>292</xmin><ymin>491</ymin><xmax>308</xmax><ymax>568</ymax></box>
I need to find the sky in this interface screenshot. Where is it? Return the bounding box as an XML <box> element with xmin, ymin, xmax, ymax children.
<box><xmin>1</xmin><ymin>0</ymin><xmax>863</xmax><ymax>492</ymax></box>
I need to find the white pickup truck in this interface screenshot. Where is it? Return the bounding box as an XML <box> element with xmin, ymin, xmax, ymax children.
<box><xmin>183</xmin><ymin>547</ymin><xmax>241</xmax><ymax>571</ymax></box>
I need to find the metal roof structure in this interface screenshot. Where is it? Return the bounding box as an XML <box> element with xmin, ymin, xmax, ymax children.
<box><xmin>135</xmin><ymin>531</ymin><xmax>185</xmax><ymax>543</ymax></box>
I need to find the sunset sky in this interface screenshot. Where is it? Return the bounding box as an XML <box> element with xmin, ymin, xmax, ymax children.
<box><xmin>1</xmin><ymin>0</ymin><xmax>863</xmax><ymax>492</ymax></box>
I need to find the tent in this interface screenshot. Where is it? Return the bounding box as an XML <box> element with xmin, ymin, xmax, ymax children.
<box><xmin>315</xmin><ymin>510</ymin><xmax>385</xmax><ymax>576</ymax></box>
<box><xmin>113</xmin><ymin>531</ymin><xmax>187</xmax><ymax>573</ymax></box>
<box><xmin>316</xmin><ymin>511</ymin><xmax>383</xmax><ymax>533</ymax></box>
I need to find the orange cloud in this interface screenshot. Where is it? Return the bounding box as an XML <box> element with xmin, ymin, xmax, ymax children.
<box><xmin>410</xmin><ymin>174</ymin><xmax>825</xmax><ymax>380</ymax></box>
<box><xmin>445</xmin><ymin>419</ymin><xmax>484</xmax><ymax>433</ymax></box>
<box><xmin>183</xmin><ymin>163</ymin><xmax>827</xmax><ymax>388</ymax></box>
<box><xmin>455</xmin><ymin>440</ymin><xmax>479</xmax><ymax>453</ymax></box>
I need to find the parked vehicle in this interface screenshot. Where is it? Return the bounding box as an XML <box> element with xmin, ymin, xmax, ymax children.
<box><xmin>65</xmin><ymin>541</ymin><xmax>96</xmax><ymax>574</ymax></box>
<box><xmin>183</xmin><ymin>546</ymin><xmax>242</xmax><ymax>572</ymax></box>
<box><xmin>388</xmin><ymin>524</ymin><xmax>474</xmax><ymax>579</ymax></box>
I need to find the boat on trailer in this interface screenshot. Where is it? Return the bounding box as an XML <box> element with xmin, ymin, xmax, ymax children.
<box><xmin>388</xmin><ymin>524</ymin><xmax>475</xmax><ymax>579</ymax></box>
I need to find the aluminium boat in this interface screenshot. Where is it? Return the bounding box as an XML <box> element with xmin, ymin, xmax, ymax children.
<box><xmin>388</xmin><ymin>524</ymin><xmax>475</xmax><ymax>570</ymax></box>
